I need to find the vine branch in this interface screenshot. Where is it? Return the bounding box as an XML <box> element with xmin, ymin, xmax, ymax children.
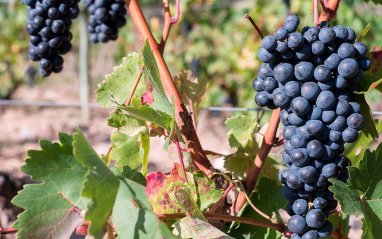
<box><xmin>125</xmin><ymin>0</ymin><xmax>213</xmax><ymax>175</ymax></box>
<box><xmin>233</xmin><ymin>108</ymin><xmax>280</xmax><ymax>214</ymax></box>
<box><xmin>156</xmin><ymin>213</ymin><xmax>285</xmax><ymax>233</ymax></box>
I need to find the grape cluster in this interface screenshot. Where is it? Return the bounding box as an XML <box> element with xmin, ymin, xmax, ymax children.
<box><xmin>84</xmin><ymin>0</ymin><xmax>127</xmax><ymax>44</ymax></box>
<box><xmin>253</xmin><ymin>15</ymin><xmax>370</xmax><ymax>239</ymax></box>
<box><xmin>23</xmin><ymin>0</ymin><xmax>80</xmax><ymax>76</ymax></box>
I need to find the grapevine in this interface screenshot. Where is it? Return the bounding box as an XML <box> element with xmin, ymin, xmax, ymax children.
<box><xmin>1</xmin><ymin>0</ymin><xmax>381</xmax><ymax>238</ymax></box>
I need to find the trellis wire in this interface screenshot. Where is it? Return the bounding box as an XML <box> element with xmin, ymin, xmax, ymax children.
<box><xmin>1</xmin><ymin>99</ymin><xmax>382</xmax><ymax>115</ymax></box>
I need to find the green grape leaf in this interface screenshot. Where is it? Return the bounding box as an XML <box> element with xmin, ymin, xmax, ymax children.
<box><xmin>145</xmin><ymin>163</ymin><xmax>188</xmax><ymax>214</ymax></box>
<box><xmin>112</xmin><ymin>165</ymin><xmax>147</xmax><ymax>187</ymax></box>
<box><xmin>173</xmin><ymin>70</ymin><xmax>209</xmax><ymax>119</ymax></box>
<box><xmin>73</xmin><ymin>129</ymin><xmax>120</xmax><ymax>239</ymax></box>
<box><xmin>328</xmin><ymin>179</ymin><xmax>363</xmax><ymax>216</ymax></box>
<box><xmin>176</xmin><ymin>216</ymin><xmax>234</xmax><ymax>239</ymax></box>
<box><xmin>108</xmin><ymin>110</ymin><xmax>148</xmax><ymax>136</ymax></box>
<box><xmin>12</xmin><ymin>133</ymin><xmax>89</xmax><ymax>239</ymax></box>
<box><xmin>225</xmin><ymin>115</ymin><xmax>258</xmax><ymax>149</ymax></box>
<box><xmin>329</xmin><ymin>142</ymin><xmax>382</xmax><ymax>239</ymax></box>
<box><xmin>96</xmin><ymin>53</ymin><xmax>145</xmax><ymax>108</ymax></box>
<box><xmin>344</xmin><ymin>118</ymin><xmax>382</xmax><ymax>167</ymax></box>
<box><xmin>111</xmin><ymin>177</ymin><xmax>176</xmax><ymax>239</ymax></box>
<box><xmin>110</xmin><ymin>130</ymin><xmax>141</xmax><ymax>170</ymax></box>
<box><xmin>229</xmin><ymin>178</ymin><xmax>284</xmax><ymax>239</ymax></box>
<box><xmin>355</xmin><ymin>94</ymin><xmax>378</xmax><ymax>139</ymax></box>
<box><xmin>141</xmin><ymin>39</ymin><xmax>172</xmax><ymax>115</ymax></box>
<box><xmin>191</xmin><ymin>171</ymin><xmax>224</xmax><ymax>212</ymax></box>
<box><xmin>117</xmin><ymin>102</ymin><xmax>172</xmax><ymax>130</ymax></box>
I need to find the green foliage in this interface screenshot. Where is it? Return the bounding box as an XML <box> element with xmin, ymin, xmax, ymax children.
<box><xmin>142</xmin><ymin>40</ymin><xmax>173</xmax><ymax>115</ymax></box>
<box><xmin>229</xmin><ymin>178</ymin><xmax>284</xmax><ymax>239</ymax></box>
<box><xmin>73</xmin><ymin>129</ymin><xmax>120</xmax><ymax>239</ymax></box>
<box><xmin>96</xmin><ymin>53</ymin><xmax>145</xmax><ymax>108</ymax></box>
<box><xmin>226</xmin><ymin>115</ymin><xmax>258</xmax><ymax>149</ymax></box>
<box><xmin>12</xmin><ymin>133</ymin><xmax>89</xmax><ymax>239</ymax></box>
<box><xmin>329</xmin><ymin>142</ymin><xmax>382</xmax><ymax>239</ymax></box>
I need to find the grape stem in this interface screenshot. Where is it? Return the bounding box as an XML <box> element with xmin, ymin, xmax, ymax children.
<box><xmin>314</xmin><ymin>0</ymin><xmax>319</xmax><ymax>26</ymax></box>
<box><xmin>174</xmin><ymin>134</ymin><xmax>189</xmax><ymax>183</ymax></box>
<box><xmin>318</xmin><ymin>0</ymin><xmax>341</xmax><ymax>23</ymax></box>
<box><xmin>244</xmin><ymin>14</ymin><xmax>264</xmax><ymax>39</ymax></box>
<box><xmin>233</xmin><ymin>108</ymin><xmax>281</xmax><ymax>214</ymax></box>
<box><xmin>156</xmin><ymin>212</ymin><xmax>285</xmax><ymax>232</ymax></box>
<box><xmin>124</xmin><ymin>0</ymin><xmax>214</xmax><ymax>175</ymax></box>
<box><xmin>0</xmin><ymin>227</ymin><xmax>18</xmax><ymax>235</ymax></box>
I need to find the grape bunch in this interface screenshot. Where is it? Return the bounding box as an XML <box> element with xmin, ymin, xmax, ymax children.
<box><xmin>253</xmin><ymin>15</ymin><xmax>371</xmax><ymax>239</ymax></box>
<box><xmin>23</xmin><ymin>0</ymin><xmax>80</xmax><ymax>77</ymax></box>
<box><xmin>84</xmin><ymin>0</ymin><xmax>127</xmax><ymax>44</ymax></box>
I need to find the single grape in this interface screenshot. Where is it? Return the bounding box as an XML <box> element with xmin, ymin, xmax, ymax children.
<box><xmin>297</xmin><ymin>125</ymin><xmax>313</xmax><ymax>141</ymax></box>
<box><xmin>288</xmin><ymin>32</ymin><xmax>304</xmax><ymax>49</ymax></box>
<box><xmin>258</xmin><ymin>47</ymin><xmax>277</xmax><ymax>63</ymax></box>
<box><xmin>317</xmin><ymin>221</ymin><xmax>334</xmax><ymax>238</ymax></box>
<box><xmin>329</xmin><ymin>130</ymin><xmax>342</xmax><ymax>142</ymax></box>
<box><xmin>347</xmin><ymin>113</ymin><xmax>365</xmax><ymax>130</ymax></box>
<box><xmin>258</xmin><ymin>63</ymin><xmax>274</xmax><ymax>78</ymax></box>
<box><xmin>313</xmin><ymin>197</ymin><xmax>328</xmax><ymax>209</ymax></box>
<box><xmin>293</xmin><ymin>199</ymin><xmax>309</xmax><ymax>215</ymax></box>
<box><xmin>286</xmin><ymin>202</ymin><xmax>296</xmax><ymax>216</ymax></box>
<box><xmin>291</xmin><ymin>97</ymin><xmax>311</xmax><ymax>116</ymax></box>
<box><xmin>314</xmin><ymin>65</ymin><xmax>331</xmax><ymax>82</ymax></box>
<box><xmin>279</xmin><ymin>169</ymin><xmax>289</xmax><ymax>184</ymax></box>
<box><xmin>342</xmin><ymin>127</ymin><xmax>359</xmax><ymax>143</ymax></box>
<box><xmin>334</xmin><ymin>74</ymin><xmax>348</xmax><ymax>89</ymax></box>
<box><xmin>306</xmin><ymin>209</ymin><xmax>326</xmax><ymax>228</ymax></box>
<box><xmin>273</xmin><ymin>90</ymin><xmax>291</xmax><ymax>108</ymax></box>
<box><xmin>284</xmin><ymin>81</ymin><xmax>301</xmax><ymax>98</ymax></box>
<box><xmin>280</xmin><ymin>109</ymin><xmax>291</xmax><ymax>126</ymax></box>
<box><xmin>307</xmin><ymin>140</ymin><xmax>324</xmax><ymax>158</ymax></box>
<box><xmin>252</xmin><ymin>77</ymin><xmax>263</xmax><ymax>92</ymax></box>
<box><xmin>304</xmin><ymin>28</ymin><xmax>319</xmax><ymax>44</ymax></box>
<box><xmin>318</xmin><ymin>27</ymin><xmax>336</xmax><ymax>44</ymax></box>
<box><xmin>305</xmin><ymin>120</ymin><xmax>324</xmax><ymax>136</ymax></box>
<box><xmin>295</xmin><ymin>61</ymin><xmax>314</xmax><ymax>81</ymax></box>
<box><xmin>312</xmin><ymin>41</ymin><xmax>325</xmax><ymax>55</ymax></box>
<box><xmin>284</xmin><ymin>140</ymin><xmax>294</xmax><ymax>154</ymax></box>
<box><xmin>288</xmin><ymin>113</ymin><xmax>307</xmax><ymax>126</ymax></box>
<box><xmin>262</xmin><ymin>77</ymin><xmax>278</xmax><ymax>92</ymax></box>
<box><xmin>324</xmin><ymin>53</ymin><xmax>341</xmax><ymax>70</ymax></box>
<box><xmin>304</xmin><ymin>183</ymin><xmax>316</xmax><ymax>192</ymax></box>
<box><xmin>299</xmin><ymin>166</ymin><xmax>318</xmax><ymax>184</ymax></box>
<box><xmin>333</xmin><ymin>25</ymin><xmax>349</xmax><ymax>44</ymax></box>
<box><xmin>353</xmin><ymin>42</ymin><xmax>368</xmax><ymax>59</ymax></box>
<box><xmin>276</xmin><ymin>41</ymin><xmax>289</xmax><ymax>53</ymax></box>
<box><xmin>274</xmin><ymin>27</ymin><xmax>288</xmax><ymax>41</ymax></box>
<box><xmin>282</xmin><ymin>152</ymin><xmax>292</xmax><ymax>164</ymax></box>
<box><xmin>318</xmin><ymin>81</ymin><xmax>334</xmax><ymax>91</ymax></box>
<box><xmin>349</xmin><ymin>102</ymin><xmax>361</xmax><ymax>114</ymax></box>
<box><xmin>302</xmin><ymin>230</ymin><xmax>319</xmax><ymax>239</ymax></box>
<box><xmin>262</xmin><ymin>35</ymin><xmax>277</xmax><ymax>51</ymax></box>
<box><xmin>290</xmin><ymin>148</ymin><xmax>310</xmax><ymax>167</ymax></box>
<box><xmin>315</xmin><ymin>174</ymin><xmax>328</xmax><ymax>188</ymax></box>
<box><xmin>316</xmin><ymin>91</ymin><xmax>336</xmax><ymax>110</ymax></box>
<box><xmin>291</xmin><ymin>134</ymin><xmax>308</xmax><ymax>148</ymax></box>
<box><xmin>322</xmin><ymin>163</ymin><xmax>340</xmax><ymax>178</ymax></box>
<box><xmin>337</xmin><ymin>43</ymin><xmax>356</xmax><ymax>59</ymax></box>
<box><xmin>255</xmin><ymin>91</ymin><xmax>270</xmax><ymax>107</ymax></box>
<box><xmin>319</xmin><ymin>21</ymin><xmax>330</xmax><ymax>28</ymax></box>
<box><xmin>288</xmin><ymin>215</ymin><xmax>308</xmax><ymax>234</ymax></box>
<box><xmin>322</xmin><ymin>110</ymin><xmax>336</xmax><ymax>124</ymax></box>
<box><xmin>284</xmin><ymin>15</ymin><xmax>300</xmax><ymax>32</ymax></box>
<box><xmin>283</xmin><ymin>125</ymin><xmax>297</xmax><ymax>140</ymax></box>
<box><xmin>338</xmin><ymin>58</ymin><xmax>359</xmax><ymax>78</ymax></box>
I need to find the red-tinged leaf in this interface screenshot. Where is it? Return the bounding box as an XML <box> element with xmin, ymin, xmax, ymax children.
<box><xmin>190</xmin><ymin>172</ymin><xmax>224</xmax><ymax>211</ymax></box>
<box><xmin>141</xmin><ymin>90</ymin><xmax>154</xmax><ymax>106</ymax></box>
<box><xmin>356</xmin><ymin>23</ymin><xmax>370</xmax><ymax>42</ymax></box>
<box><xmin>145</xmin><ymin>163</ymin><xmax>188</xmax><ymax>214</ymax></box>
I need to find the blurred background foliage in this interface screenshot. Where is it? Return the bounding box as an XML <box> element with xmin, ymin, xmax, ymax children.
<box><xmin>0</xmin><ymin>0</ymin><xmax>381</xmax><ymax>107</ymax></box>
